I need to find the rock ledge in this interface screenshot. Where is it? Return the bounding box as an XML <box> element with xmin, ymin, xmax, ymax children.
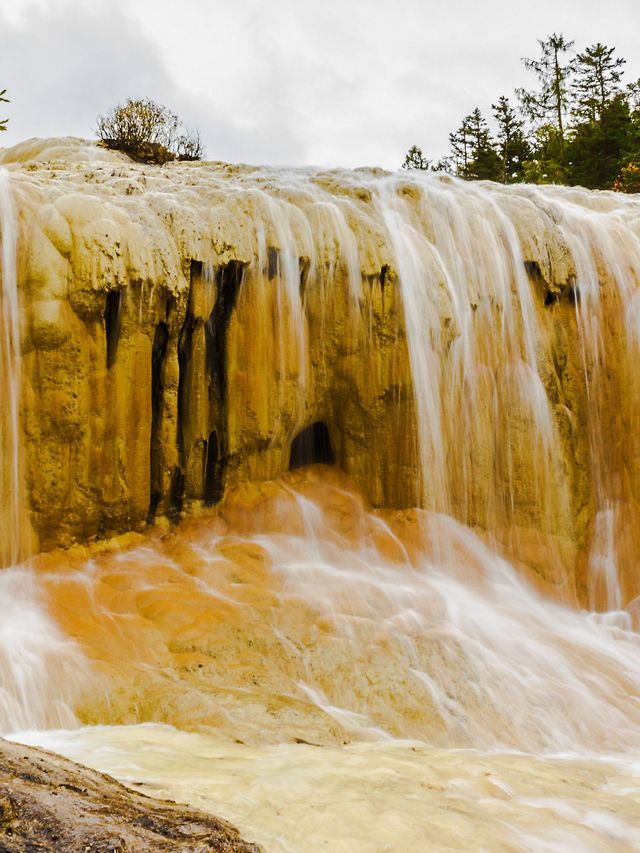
<box><xmin>0</xmin><ymin>737</ymin><xmax>262</xmax><ymax>852</ymax></box>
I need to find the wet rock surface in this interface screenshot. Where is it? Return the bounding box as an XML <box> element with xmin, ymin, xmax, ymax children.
<box><xmin>3</xmin><ymin>137</ymin><xmax>640</xmax><ymax>603</ymax></box>
<box><xmin>0</xmin><ymin>737</ymin><xmax>262</xmax><ymax>852</ymax></box>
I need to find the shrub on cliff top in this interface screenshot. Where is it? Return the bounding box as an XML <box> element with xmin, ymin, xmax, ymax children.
<box><xmin>96</xmin><ymin>98</ymin><xmax>204</xmax><ymax>164</ymax></box>
<box><xmin>0</xmin><ymin>89</ymin><xmax>9</xmax><ymax>132</ymax></box>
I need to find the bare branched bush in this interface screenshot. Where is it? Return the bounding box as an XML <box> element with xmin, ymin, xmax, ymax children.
<box><xmin>0</xmin><ymin>89</ymin><xmax>9</xmax><ymax>132</ymax></box>
<box><xmin>176</xmin><ymin>129</ymin><xmax>204</xmax><ymax>161</ymax></box>
<box><xmin>96</xmin><ymin>98</ymin><xmax>205</xmax><ymax>164</ymax></box>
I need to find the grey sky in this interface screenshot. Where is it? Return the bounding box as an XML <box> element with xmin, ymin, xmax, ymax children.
<box><xmin>1</xmin><ymin>0</ymin><xmax>638</xmax><ymax>168</ymax></box>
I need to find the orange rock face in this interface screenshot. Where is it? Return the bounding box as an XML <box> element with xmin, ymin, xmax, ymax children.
<box><xmin>2</xmin><ymin>138</ymin><xmax>640</xmax><ymax>610</ymax></box>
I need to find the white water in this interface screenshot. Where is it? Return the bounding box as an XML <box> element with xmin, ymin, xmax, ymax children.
<box><xmin>0</xmin><ymin>168</ymin><xmax>87</xmax><ymax>732</ymax></box>
<box><xmin>14</xmin><ymin>723</ymin><xmax>640</xmax><ymax>853</ymax></box>
<box><xmin>10</xmin><ymin>484</ymin><xmax>640</xmax><ymax>849</ymax></box>
<box><xmin>0</xmin><ymin>169</ymin><xmax>25</xmax><ymax>567</ymax></box>
<box><xmin>0</xmin><ymin>567</ymin><xmax>85</xmax><ymax>732</ymax></box>
<box><xmin>6</xmin><ymin>474</ymin><xmax>640</xmax><ymax>746</ymax></box>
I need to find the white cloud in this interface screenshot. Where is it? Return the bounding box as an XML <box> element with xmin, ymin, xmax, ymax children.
<box><xmin>1</xmin><ymin>0</ymin><xmax>638</xmax><ymax>168</ymax></box>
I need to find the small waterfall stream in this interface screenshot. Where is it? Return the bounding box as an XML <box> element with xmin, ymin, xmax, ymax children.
<box><xmin>0</xmin><ymin>168</ymin><xmax>87</xmax><ymax>732</ymax></box>
<box><xmin>0</xmin><ymin>168</ymin><xmax>25</xmax><ymax>567</ymax></box>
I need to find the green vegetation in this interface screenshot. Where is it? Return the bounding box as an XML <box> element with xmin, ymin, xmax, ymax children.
<box><xmin>96</xmin><ymin>98</ymin><xmax>204</xmax><ymax>164</ymax></box>
<box><xmin>402</xmin><ymin>145</ymin><xmax>431</xmax><ymax>170</ymax></box>
<box><xmin>0</xmin><ymin>89</ymin><xmax>9</xmax><ymax>132</ymax></box>
<box><xmin>403</xmin><ymin>36</ymin><xmax>640</xmax><ymax>193</ymax></box>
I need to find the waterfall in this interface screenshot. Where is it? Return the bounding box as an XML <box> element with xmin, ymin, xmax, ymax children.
<box><xmin>0</xmin><ymin>168</ymin><xmax>88</xmax><ymax>732</ymax></box>
<box><xmin>0</xmin><ymin>169</ymin><xmax>28</xmax><ymax>567</ymax></box>
<box><xmin>3</xmin><ymin>144</ymin><xmax>639</xmax><ymax>615</ymax></box>
<box><xmin>2</xmin><ymin>140</ymin><xmax>640</xmax><ymax>851</ymax></box>
<box><xmin>0</xmin><ymin>567</ymin><xmax>86</xmax><ymax>732</ymax></box>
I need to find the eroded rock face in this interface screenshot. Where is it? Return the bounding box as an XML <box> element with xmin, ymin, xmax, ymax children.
<box><xmin>0</xmin><ymin>736</ymin><xmax>262</xmax><ymax>852</ymax></box>
<box><xmin>2</xmin><ymin>137</ymin><xmax>640</xmax><ymax>606</ymax></box>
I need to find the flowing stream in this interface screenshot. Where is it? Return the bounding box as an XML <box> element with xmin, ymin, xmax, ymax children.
<box><xmin>2</xmin><ymin>150</ymin><xmax>640</xmax><ymax>850</ymax></box>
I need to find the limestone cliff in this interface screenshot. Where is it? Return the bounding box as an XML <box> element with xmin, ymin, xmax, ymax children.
<box><xmin>1</xmin><ymin>137</ymin><xmax>640</xmax><ymax>607</ymax></box>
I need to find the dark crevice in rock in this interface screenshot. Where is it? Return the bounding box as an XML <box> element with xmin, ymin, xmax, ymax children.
<box><xmin>104</xmin><ymin>290</ymin><xmax>123</xmax><ymax>369</ymax></box>
<box><xmin>289</xmin><ymin>421</ymin><xmax>335</xmax><ymax>469</ymax></box>
<box><xmin>173</xmin><ymin>260</ymin><xmax>246</xmax><ymax>511</ymax></box>
<box><xmin>152</xmin><ymin>323</ymin><xmax>169</xmax><ymax>422</ymax></box>
<box><xmin>524</xmin><ymin>260</ymin><xmax>541</xmax><ymax>278</ymax></box>
<box><xmin>165</xmin><ymin>295</ymin><xmax>176</xmax><ymax>322</ymax></box>
<box><xmin>202</xmin><ymin>260</ymin><xmax>246</xmax><ymax>505</ymax></box>
<box><xmin>379</xmin><ymin>264</ymin><xmax>389</xmax><ymax>289</ymax></box>
<box><xmin>524</xmin><ymin>260</ymin><xmax>563</xmax><ymax>308</ymax></box>
<box><xmin>267</xmin><ymin>247</ymin><xmax>279</xmax><ymax>280</ymax></box>
<box><xmin>167</xmin><ymin>465</ymin><xmax>185</xmax><ymax>523</ymax></box>
<box><xmin>299</xmin><ymin>256</ymin><xmax>311</xmax><ymax>298</ymax></box>
<box><xmin>205</xmin><ymin>261</ymin><xmax>246</xmax><ymax>399</ymax></box>
<box><xmin>177</xmin><ymin>307</ymin><xmax>196</xmax><ymax>470</ymax></box>
<box><xmin>147</xmin><ymin>322</ymin><xmax>170</xmax><ymax>523</ymax></box>
<box><xmin>204</xmin><ymin>430</ymin><xmax>224</xmax><ymax>505</ymax></box>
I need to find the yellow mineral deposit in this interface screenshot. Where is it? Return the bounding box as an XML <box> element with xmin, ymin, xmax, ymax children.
<box><xmin>2</xmin><ymin>137</ymin><xmax>640</xmax><ymax>850</ymax></box>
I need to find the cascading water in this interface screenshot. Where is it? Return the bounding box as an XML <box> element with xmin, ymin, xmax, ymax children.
<box><xmin>526</xmin><ymin>186</ymin><xmax>640</xmax><ymax>609</ymax></box>
<box><xmin>3</xmin><ymin>139</ymin><xmax>640</xmax><ymax>850</ymax></box>
<box><xmin>0</xmin><ymin>168</ymin><xmax>26</xmax><ymax>567</ymax></box>
<box><xmin>14</xmin><ymin>473</ymin><xmax>640</xmax><ymax>850</ymax></box>
<box><xmin>0</xmin><ymin>167</ymin><xmax>87</xmax><ymax>732</ymax></box>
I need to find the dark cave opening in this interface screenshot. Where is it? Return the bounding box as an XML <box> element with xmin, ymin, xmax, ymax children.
<box><xmin>289</xmin><ymin>422</ymin><xmax>335</xmax><ymax>469</ymax></box>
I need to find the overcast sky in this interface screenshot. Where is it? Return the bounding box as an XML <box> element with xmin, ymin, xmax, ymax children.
<box><xmin>1</xmin><ymin>0</ymin><xmax>638</xmax><ymax>169</ymax></box>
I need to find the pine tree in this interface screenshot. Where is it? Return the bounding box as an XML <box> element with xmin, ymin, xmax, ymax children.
<box><xmin>626</xmin><ymin>78</ymin><xmax>640</xmax><ymax>114</ymax></box>
<box><xmin>612</xmin><ymin>78</ymin><xmax>640</xmax><ymax>193</ymax></box>
<box><xmin>401</xmin><ymin>145</ymin><xmax>431</xmax><ymax>170</ymax></box>
<box><xmin>432</xmin><ymin>157</ymin><xmax>453</xmax><ymax>173</ymax></box>
<box><xmin>450</xmin><ymin>109</ymin><xmax>501</xmax><ymax>181</ymax></box>
<box><xmin>449</xmin><ymin>115</ymin><xmax>473</xmax><ymax>176</ymax></box>
<box><xmin>568</xmin><ymin>94</ymin><xmax>633</xmax><ymax>188</ymax></box>
<box><xmin>521</xmin><ymin>125</ymin><xmax>568</xmax><ymax>184</ymax></box>
<box><xmin>517</xmin><ymin>34</ymin><xmax>575</xmax><ymax>148</ymax></box>
<box><xmin>492</xmin><ymin>96</ymin><xmax>531</xmax><ymax>182</ymax></box>
<box><xmin>572</xmin><ymin>43</ymin><xmax>625</xmax><ymax>123</ymax></box>
<box><xmin>465</xmin><ymin>108</ymin><xmax>501</xmax><ymax>180</ymax></box>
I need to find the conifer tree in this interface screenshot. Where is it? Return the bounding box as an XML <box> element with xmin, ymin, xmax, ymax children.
<box><xmin>449</xmin><ymin>115</ymin><xmax>473</xmax><ymax>176</ymax></box>
<box><xmin>517</xmin><ymin>33</ymin><xmax>575</xmax><ymax>148</ymax></box>
<box><xmin>432</xmin><ymin>157</ymin><xmax>453</xmax><ymax>173</ymax></box>
<box><xmin>401</xmin><ymin>145</ymin><xmax>431</xmax><ymax>170</ymax></box>
<box><xmin>464</xmin><ymin>108</ymin><xmax>501</xmax><ymax>180</ymax></box>
<box><xmin>450</xmin><ymin>109</ymin><xmax>501</xmax><ymax>180</ymax></box>
<box><xmin>567</xmin><ymin>94</ymin><xmax>633</xmax><ymax>188</ymax></box>
<box><xmin>612</xmin><ymin>78</ymin><xmax>640</xmax><ymax>193</ymax></box>
<box><xmin>492</xmin><ymin>96</ymin><xmax>530</xmax><ymax>183</ymax></box>
<box><xmin>626</xmin><ymin>79</ymin><xmax>640</xmax><ymax>114</ymax></box>
<box><xmin>572</xmin><ymin>43</ymin><xmax>625</xmax><ymax>123</ymax></box>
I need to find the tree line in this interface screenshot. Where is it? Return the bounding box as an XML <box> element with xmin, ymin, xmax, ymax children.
<box><xmin>402</xmin><ymin>35</ymin><xmax>640</xmax><ymax>193</ymax></box>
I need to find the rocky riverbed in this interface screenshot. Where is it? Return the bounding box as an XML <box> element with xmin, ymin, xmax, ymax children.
<box><xmin>0</xmin><ymin>737</ymin><xmax>262</xmax><ymax>852</ymax></box>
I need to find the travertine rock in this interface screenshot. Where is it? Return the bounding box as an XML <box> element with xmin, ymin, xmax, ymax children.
<box><xmin>2</xmin><ymin>137</ymin><xmax>640</xmax><ymax>606</ymax></box>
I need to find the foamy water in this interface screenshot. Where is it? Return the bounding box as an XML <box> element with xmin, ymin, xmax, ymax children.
<box><xmin>13</xmin><ymin>724</ymin><xmax>640</xmax><ymax>853</ymax></box>
<box><xmin>3</xmin><ymin>474</ymin><xmax>640</xmax><ymax>849</ymax></box>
